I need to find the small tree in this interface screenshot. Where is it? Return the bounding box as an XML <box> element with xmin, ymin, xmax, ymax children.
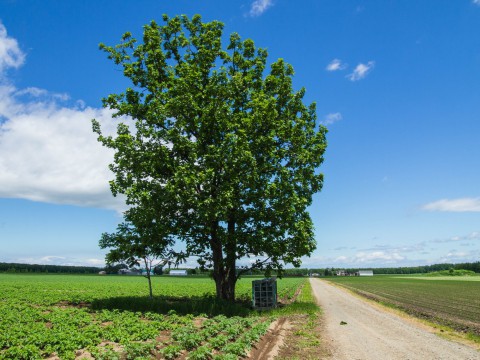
<box><xmin>94</xmin><ymin>14</ymin><xmax>327</xmax><ymax>301</ymax></box>
<box><xmin>99</xmin><ymin>207</ymin><xmax>183</xmax><ymax>298</ymax></box>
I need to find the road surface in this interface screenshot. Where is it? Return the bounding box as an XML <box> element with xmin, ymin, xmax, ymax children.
<box><xmin>310</xmin><ymin>278</ymin><xmax>480</xmax><ymax>360</ymax></box>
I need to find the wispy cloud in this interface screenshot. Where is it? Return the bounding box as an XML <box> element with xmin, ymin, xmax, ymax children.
<box><xmin>249</xmin><ymin>0</ymin><xmax>273</xmax><ymax>17</ymax></box>
<box><xmin>432</xmin><ymin>231</ymin><xmax>480</xmax><ymax>243</ymax></box>
<box><xmin>0</xmin><ymin>23</ymin><xmax>127</xmax><ymax>212</ymax></box>
<box><xmin>362</xmin><ymin>244</ymin><xmax>425</xmax><ymax>253</ymax></box>
<box><xmin>0</xmin><ymin>22</ymin><xmax>25</xmax><ymax>76</ymax></box>
<box><xmin>346</xmin><ymin>61</ymin><xmax>375</xmax><ymax>81</ymax></box>
<box><xmin>311</xmin><ymin>251</ymin><xmax>406</xmax><ymax>266</ymax></box>
<box><xmin>321</xmin><ymin>112</ymin><xmax>342</xmax><ymax>126</ymax></box>
<box><xmin>473</xmin><ymin>0</ymin><xmax>480</xmax><ymax>6</ymax></box>
<box><xmin>353</xmin><ymin>251</ymin><xmax>405</xmax><ymax>263</ymax></box>
<box><xmin>422</xmin><ymin>198</ymin><xmax>480</xmax><ymax>212</ymax></box>
<box><xmin>437</xmin><ymin>249</ymin><xmax>480</xmax><ymax>264</ymax></box>
<box><xmin>326</xmin><ymin>58</ymin><xmax>347</xmax><ymax>71</ymax></box>
<box><xmin>9</xmin><ymin>255</ymin><xmax>105</xmax><ymax>267</ymax></box>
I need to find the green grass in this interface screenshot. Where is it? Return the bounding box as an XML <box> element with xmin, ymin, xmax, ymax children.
<box><xmin>398</xmin><ymin>275</ymin><xmax>480</xmax><ymax>281</ymax></box>
<box><xmin>275</xmin><ymin>280</ymin><xmax>326</xmax><ymax>360</ymax></box>
<box><xmin>326</xmin><ymin>275</ymin><xmax>480</xmax><ymax>337</ymax></box>
<box><xmin>0</xmin><ymin>273</ymin><xmax>307</xmax><ymax>359</ymax></box>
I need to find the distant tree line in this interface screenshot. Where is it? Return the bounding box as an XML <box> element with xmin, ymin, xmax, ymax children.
<box><xmin>367</xmin><ymin>262</ymin><xmax>480</xmax><ymax>275</ymax></box>
<box><xmin>2</xmin><ymin>261</ymin><xmax>479</xmax><ymax>275</ymax></box>
<box><xmin>280</xmin><ymin>262</ymin><xmax>480</xmax><ymax>276</ymax></box>
<box><xmin>0</xmin><ymin>262</ymin><xmax>101</xmax><ymax>274</ymax></box>
<box><xmin>315</xmin><ymin>262</ymin><xmax>480</xmax><ymax>276</ymax></box>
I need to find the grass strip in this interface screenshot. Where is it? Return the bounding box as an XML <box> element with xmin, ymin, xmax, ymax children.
<box><xmin>275</xmin><ymin>280</ymin><xmax>330</xmax><ymax>359</ymax></box>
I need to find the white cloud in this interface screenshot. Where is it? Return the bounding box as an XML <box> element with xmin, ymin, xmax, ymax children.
<box><xmin>321</xmin><ymin>112</ymin><xmax>342</xmax><ymax>126</ymax></box>
<box><xmin>249</xmin><ymin>0</ymin><xmax>273</xmax><ymax>17</ymax></box>
<box><xmin>436</xmin><ymin>250</ymin><xmax>480</xmax><ymax>264</ymax></box>
<box><xmin>422</xmin><ymin>197</ymin><xmax>480</xmax><ymax>212</ymax></box>
<box><xmin>473</xmin><ymin>0</ymin><xmax>480</xmax><ymax>6</ymax></box>
<box><xmin>307</xmin><ymin>251</ymin><xmax>406</xmax><ymax>267</ymax></box>
<box><xmin>346</xmin><ymin>61</ymin><xmax>375</xmax><ymax>81</ymax></box>
<box><xmin>326</xmin><ymin>59</ymin><xmax>347</xmax><ymax>71</ymax></box>
<box><xmin>0</xmin><ymin>22</ymin><xmax>25</xmax><ymax>76</ymax></box>
<box><xmin>86</xmin><ymin>258</ymin><xmax>106</xmax><ymax>266</ymax></box>
<box><xmin>9</xmin><ymin>255</ymin><xmax>105</xmax><ymax>267</ymax></box>
<box><xmin>0</xmin><ymin>85</ymin><xmax>127</xmax><ymax>212</ymax></box>
<box><xmin>40</xmin><ymin>255</ymin><xmax>66</xmax><ymax>263</ymax></box>
<box><xmin>353</xmin><ymin>251</ymin><xmax>405</xmax><ymax>263</ymax></box>
<box><xmin>0</xmin><ymin>23</ymin><xmax>127</xmax><ymax>212</ymax></box>
<box><xmin>432</xmin><ymin>231</ymin><xmax>480</xmax><ymax>243</ymax></box>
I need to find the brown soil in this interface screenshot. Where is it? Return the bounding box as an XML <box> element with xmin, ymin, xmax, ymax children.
<box><xmin>155</xmin><ymin>330</ymin><xmax>171</xmax><ymax>344</ymax></box>
<box><xmin>56</xmin><ymin>301</ymin><xmax>91</xmax><ymax>309</ymax></box>
<box><xmin>74</xmin><ymin>349</ymin><xmax>94</xmax><ymax>359</ymax></box>
<box><xmin>44</xmin><ymin>354</ymin><xmax>60</xmax><ymax>360</ymax></box>
<box><xmin>193</xmin><ymin>317</ymin><xmax>207</xmax><ymax>328</ymax></box>
<box><xmin>248</xmin><ymin>317</ymin><xmax>291</xmax><ymax>359</ymax></box>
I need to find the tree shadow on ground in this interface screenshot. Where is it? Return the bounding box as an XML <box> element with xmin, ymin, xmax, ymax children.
<box><xmin>90</xmin><ymin>295</ymin><xmax>252</xmax><ymax>317</ymax></box>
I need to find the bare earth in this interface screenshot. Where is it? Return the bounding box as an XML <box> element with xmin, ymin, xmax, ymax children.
<box><xmin>310</xmin><ymin>278</ymin><xmax>480</xmax><ymax>360</ymax></box>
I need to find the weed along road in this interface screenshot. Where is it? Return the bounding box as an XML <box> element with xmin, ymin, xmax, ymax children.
<box><xmin>310</xmin><ymin>278</ymin><xmax>480</xmax><ymax>360</ymax></box>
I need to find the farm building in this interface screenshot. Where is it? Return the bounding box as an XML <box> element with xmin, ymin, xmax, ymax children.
<box><xmin>357</xmin><ymin>270</ymin><xmax>374</xmax><ymax>276</ymax></box>
<box><xmin>169</xmin><ymin>269</ymin><xmax>188</xmax><ymax>276</ymax></box>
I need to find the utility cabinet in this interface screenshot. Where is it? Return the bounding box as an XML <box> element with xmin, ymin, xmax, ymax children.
<box><xmin>252</xmin><ymin>277</ymin><xmax>277</xmax><ymax>309</ymax></box>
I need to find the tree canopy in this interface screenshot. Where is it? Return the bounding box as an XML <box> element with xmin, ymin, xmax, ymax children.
<box><xmin>93</xmin><ymin>14</ymin><xmax>327</xmax><ymax>300</ymax></box>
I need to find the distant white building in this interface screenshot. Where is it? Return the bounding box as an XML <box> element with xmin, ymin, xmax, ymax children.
<box><xmin>357</xmin><ymin>270</ymin><xmax>374</xmax><ymax>276</ymax></box>
<box><xmin>169</xmin><ymin>269</ymin><xmax>188</xmax><ymax>276</ymax></box>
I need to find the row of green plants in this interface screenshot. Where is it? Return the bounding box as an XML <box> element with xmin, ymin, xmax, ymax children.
<box><xmin>0</xmin><ymin>274</ymin><xmax>306</xmax><ymax>359</ymax></box>
<box><xmin>1</xmin><ymin>307</ymin><xmax>270</xmax><ymax>359</ymax></box>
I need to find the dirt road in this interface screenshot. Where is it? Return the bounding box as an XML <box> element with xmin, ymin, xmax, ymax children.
<box><xmin>310</xmin><ymin>278</ymin><xmax>480</xmax><ymax>360</ymax></box>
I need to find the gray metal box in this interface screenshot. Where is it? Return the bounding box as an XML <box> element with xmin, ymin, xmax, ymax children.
<box><xmin>252</xmin><ymin>278</ymin><xmax>277</xmax><ymax>309</ymax></box>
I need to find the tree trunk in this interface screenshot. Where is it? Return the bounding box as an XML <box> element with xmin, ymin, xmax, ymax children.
<box><xmin>144</xmin><ymin>258</ymin><xmax>153</xmax><ymax>298</ymax></box>
<box><xmin>147</xmin><ymin>273</ymin><xmax>153</xmax><ymax>298</ymax></box>
<box><xmin>210</xmin><ymin>220</ymin><xmax>237</xmax><ymax>301</ymax></box>
<box><xmin>213</xmin><ymin>270</ymin><xmax>236</xmax><ymax>301</ymax></box>
<box><xmin>224</xmin><ymin>215</ymin><xmax>237</xmax><ymax>301</ymax></box>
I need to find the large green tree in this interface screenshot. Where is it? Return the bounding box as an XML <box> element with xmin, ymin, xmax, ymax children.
<box><xmin>93</xmin><ymin>14</ymin><xmax>327</xmax><ymax>301</ymax></box>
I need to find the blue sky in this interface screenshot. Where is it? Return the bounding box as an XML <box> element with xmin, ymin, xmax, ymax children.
<box><xmin>0</xmin><ymin>0</ymin><xmax>479</xmax><ymax>269</ymax></box>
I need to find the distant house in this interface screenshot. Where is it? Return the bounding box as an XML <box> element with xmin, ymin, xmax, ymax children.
<box><xmin>169</xmin><ymin>269</ymin><xmax>188</xmax><ymax>276</ymax></box>
<box><xmin>357</xmin><ymin>270</ymin><xmax>374</xmax><ymax>276</ymax></box>
<box><xmin>98</xmin><ymin>271</ymin><xmax>107</xmax><ymax>275</ymax></box>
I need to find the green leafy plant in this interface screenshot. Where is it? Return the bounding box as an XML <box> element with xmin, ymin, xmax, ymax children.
<box><xmin>161</xmin><ymin>344</ymin><xmax>183</xmax><ymax>360</ymax></box>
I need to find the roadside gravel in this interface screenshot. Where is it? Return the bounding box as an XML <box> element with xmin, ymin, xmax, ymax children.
<box><xmin>310</xmin><ymin>278</ymin><xmax>480</xmax><ymax>360</ymax></box>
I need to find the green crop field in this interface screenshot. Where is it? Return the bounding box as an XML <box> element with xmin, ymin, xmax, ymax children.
<box><xmin>326</xmin><ymin>275</ymin><xmax>480</xmax><ymax>336</ymax></box>
<box><xmin>0</xmin><ymin>274</ymin><xmax>307</xmax><ymax>360</ymax></box>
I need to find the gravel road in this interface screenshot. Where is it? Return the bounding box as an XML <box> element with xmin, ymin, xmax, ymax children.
<box><xmin>310</xmin><ymin>278</ymin><xmax>480</xmax><ymax>360</ymax></box>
